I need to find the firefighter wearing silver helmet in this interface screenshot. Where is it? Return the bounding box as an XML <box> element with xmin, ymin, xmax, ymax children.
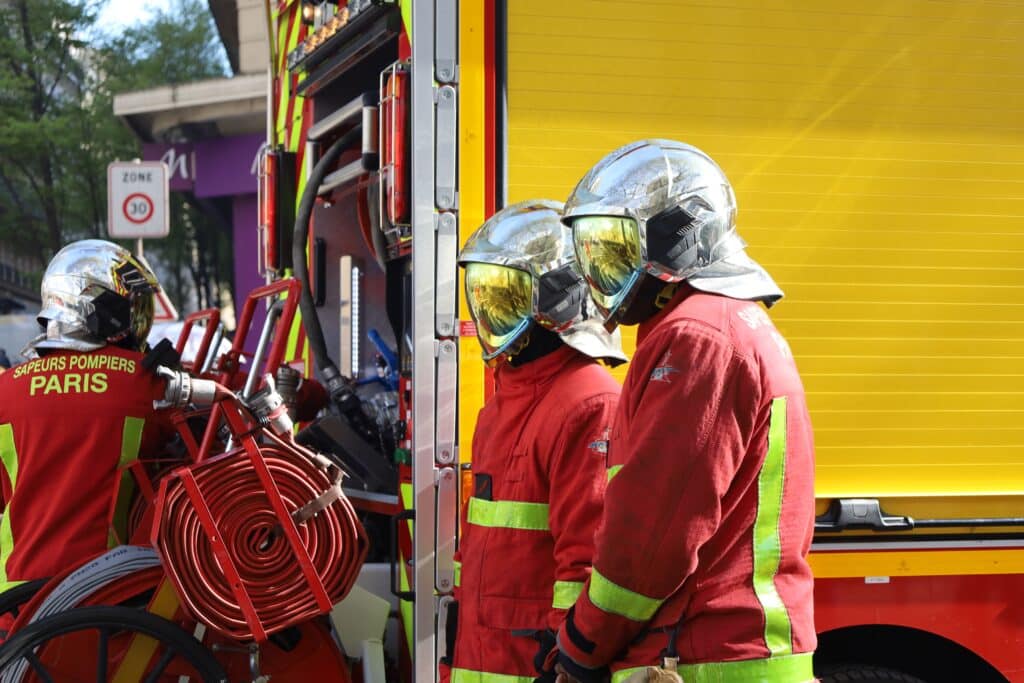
<box><xmin>26</xmin><ymin>239</ymin><xmax>160</xmax><ymax>355</ymax></box>
<box><xmin>549</xmin><ymin>142</ymin><xmax>817</xmax><ymax>683</ymax></box>
<box><xmin>0</xmin><ymin>239</ymin><xmax>177</xmax><ymax>608</ymax></box>
<box><xmin>458</xmin><ymin>199</ymin><xmax>626</xmax><ymax>366</ymax></box>
<box><xmin>566</xmin><ymin>139</ymin><xmax>783</xmax><ymax>327</ymax></box>
<box><xmin>444</xmin><ymin>201</ymin><xmax>622</xmax><ymax>683</ymax></box>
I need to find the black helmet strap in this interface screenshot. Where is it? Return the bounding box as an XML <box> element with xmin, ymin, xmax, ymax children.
<box><xmin>646</xmin><ymin>204</ymin><xmax>699</xmax><ymax>273</ymax></box>
<box><xmin>616</xmin><ymin>274</ymin><xmax>681</xmax><ymax>326</ymax></box>
<box><xmin>537</xmin><ymin>264</ymin><xmax>586</xmax><ymax>328</ymax></box>
<box><xmin>507</xmin><ymin>324</ymin><xmax>564</xmax><ymax>367</ymax></box>
<box><xmin>86</xmin><ymin>289</ymin><xmax>134</xmax><ymax>341</ymax></box>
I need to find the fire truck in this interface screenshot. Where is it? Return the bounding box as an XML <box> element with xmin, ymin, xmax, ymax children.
<box><xmin>0</xmin><ymin>0</ymin><xmax>1015</xmax><ymax>679</ymax></box>
<box><xmin>0</xmin><ymin>1</ymin><xmax>1018</xmax><ymax>681</ymax></box>
<box><xmin>255</xmin><ymin>0</ymin><xmax>1024</xmax><ymax>682</ymax></box>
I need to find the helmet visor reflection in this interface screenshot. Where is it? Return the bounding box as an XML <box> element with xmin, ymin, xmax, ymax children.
<box><xmin>571</xmin><ymin>216</ymin><xmax>642</xmax><ymax>315</ymax></box>
<box><xmin>464</xmin><ymin>263</ymin><xmax>533</xmax><ymax>355</ymax></box>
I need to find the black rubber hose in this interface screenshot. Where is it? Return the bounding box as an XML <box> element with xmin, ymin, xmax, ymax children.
<box><xmin>293</xmin><ymin>127</ymin><xmax>362</xmax><ymax>405</ymax></box>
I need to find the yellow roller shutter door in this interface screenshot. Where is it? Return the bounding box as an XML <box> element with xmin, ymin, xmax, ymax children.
<box><xmin>507</xmin><ymin>1</ymin><xmax>1024</xmax><ymax>499</ymax></box>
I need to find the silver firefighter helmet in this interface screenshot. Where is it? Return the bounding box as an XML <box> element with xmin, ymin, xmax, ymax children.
<box><xmin>26</xmin><ymin>239</ymin><xmax>160</xmax><ymax>355</ymax></box>
<box><xmin>564</xmin><ymin>139</ymin><xmax>783</xmax><ymax>325</ymax></box>
<box><xmin>458</xmin><ymin>200</ymin><xmax>626</xmax><ymax>365</ymax></box>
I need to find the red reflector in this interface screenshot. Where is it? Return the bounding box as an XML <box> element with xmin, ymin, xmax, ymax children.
<box><xmin>380</xmin><ymin>66</ymin><xmax>409</xmax><ymax>226</ymax></box>
<box><xmin>258</xmin><ymin>150</ymin><xmax>279</xmax><ymax>273</ymax></box>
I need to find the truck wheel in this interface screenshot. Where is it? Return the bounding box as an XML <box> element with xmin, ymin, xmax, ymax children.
<box><xmin>0</xmin><ymin>605</ymin><xmax>227</xmax><ymax>682</ymax></box>
<box><xmin>819</xmin><ymin>665</ymin><xmax>927</xmax><ymax>682</ymax></box>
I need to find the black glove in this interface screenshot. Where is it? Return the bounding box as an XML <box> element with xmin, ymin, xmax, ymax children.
<box><xmin>532</xmin><ymin>629</ymin><xmax>558</xmax><ymax>683</ymax></box>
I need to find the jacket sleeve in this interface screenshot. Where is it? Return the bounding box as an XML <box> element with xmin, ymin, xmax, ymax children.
<box><xmin>546</xmin><ymin>390</ymin><xmax>618</xmax><ymax>632</ymax></box>
<box><xmin>139</xmin><ymin>373</ymin><xmax>183</xmax><ymax>458</ymax></box>
<box><xmin>557</xmin><ymin>322</ymin><xmax>761</xmax><ymax>667</ymax></box>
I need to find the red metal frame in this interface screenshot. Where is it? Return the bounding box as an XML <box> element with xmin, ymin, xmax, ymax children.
<box><xmin>217</xmin><ymin>278</ymin><xmax>302</xmax><ymax>388</ymax></box>
<box><xmin>176</xmin><ymin>308</ymin><xmax>221</xmax><ymax>373</ymax></box>
<box><xmin>153</xmin><ymin>395</ymin><xmax>340</xmax><ymax>642</ymax></box>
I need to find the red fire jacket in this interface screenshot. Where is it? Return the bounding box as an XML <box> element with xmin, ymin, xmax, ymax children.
<box><xmin>0</xmin><ymin>347</ymin><xmax>175</xmax><ymax>594</ymax></box>
<box><xmin>557</xmin><ymin>287</ymin><xmax>817</xmax><ymax>682</ymax></box>
<box><xmin>450</xmin><ymin>346</ymin><xmax>620</xmax><ymax>682</ymax></box>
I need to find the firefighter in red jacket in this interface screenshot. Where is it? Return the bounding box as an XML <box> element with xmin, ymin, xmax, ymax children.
<box><xmin>0</xmin><ymin>240</ymin><xmax>176</xmax><ymax>603</ymax></box>
<box><xmin>446</xmin><ymin>200</ymin><xmax>626</xmax><ymax>683</ymax></box>
<box><xmin>549</xmin><ymin>140</ymin><xmax>817</xmax><ymax>682</ymax></box>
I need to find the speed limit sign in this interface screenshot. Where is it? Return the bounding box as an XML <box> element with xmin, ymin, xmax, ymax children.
<box><xmin>107</xmin><ymin>161</ymin><xmax>169</xmax><ymax>238</ymax></box>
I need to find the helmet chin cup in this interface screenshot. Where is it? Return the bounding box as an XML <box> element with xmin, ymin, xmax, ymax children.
<box><xmin>576</xmin><ymin>262</ymin><xmax>643</xmax><ymax>329</ymax></box>
<box><xmin>478</xmin><ymin>317</ymin><xmax>532</xmax><ymax>363</ymax></box>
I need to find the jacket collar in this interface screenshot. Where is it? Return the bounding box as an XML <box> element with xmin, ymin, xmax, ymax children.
<box><xmin>636</xmin><ymin>283</ymin><xmax>696</xmax><ymax>347</ymax></box>
<box><xmin>493</xmin><ymin>345</ymin><xmax>579</xmax><ymax>394</ymax></box>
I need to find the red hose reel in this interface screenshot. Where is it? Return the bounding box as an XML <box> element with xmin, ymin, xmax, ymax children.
<box><xmin>152</xmin><ymin>399</ymin><xmax>368</xmax><ymax>642</ymax></box>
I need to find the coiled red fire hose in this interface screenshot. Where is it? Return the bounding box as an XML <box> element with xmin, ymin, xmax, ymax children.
<box><xmin>154</xmin><ymin>443</ymin><xmax>368</xmax><ymax>641</ymax></box>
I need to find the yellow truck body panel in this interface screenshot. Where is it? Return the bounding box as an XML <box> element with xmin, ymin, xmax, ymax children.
<box><xmin>501</xmin><ymin>0</ymin><xmax>1024</xmax><ymax>514</ymax></box>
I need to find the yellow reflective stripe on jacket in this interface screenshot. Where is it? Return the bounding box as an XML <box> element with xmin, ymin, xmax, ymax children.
<box><xmin>752</xmin><ymin>397</ymin><xmax>793</xmax><ymax>656</ymax></box>
<box><xmin>453</xmin><ymin>559</ymin><xmax>462</xmax><ymax>588</ymax></box>
<box><xmin>588</xmin><ymin>569</ymin><xmax>663</xmax><ymax>622</ymax></box>
<box><xmin>451</xmin><ymin>669</ymin><xmax>533</xmax><ymax>683</ymax></box>
<box><xmin>610</xmin><ymin>652</ymin><xmax>814</xmax><ymax>683</ymax></box>
<box><xmin>552</xmin><ymin>580</ymin><xmax>584</xmax><ymax>609</ymax></box>
<box><xmin>0</xmin><ymin>423</ymin><xmax>21</xmax><ymax>591</ymax></box>
<box><xmin>466</xmin><ymin>497</ymin><xmax>549</xmax><ymax>531</ymax></box>
<box><xmin>119</xmin><ymin>417</ymin><xmax>145</xmax><ymax>467</ymax></box>
<box><xmin>109</xmin><ymin>416</ymin><xmax>146</xmax><ymax>547</ymax></box>
<box><xmin>607</xmin><ymin>464</ymin><xmax>623</xmax><ymax>482</ymax></box>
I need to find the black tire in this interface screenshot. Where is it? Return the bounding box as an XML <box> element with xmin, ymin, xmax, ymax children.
<box><xmin>0</xmin><ymin>605</ymin><xmax>227</xmax><ymax>682</ymax></box>
<box><xmin>819</xmin><ymin>665</ymin><xmax>928</xmax><ymax>683</ymax></box>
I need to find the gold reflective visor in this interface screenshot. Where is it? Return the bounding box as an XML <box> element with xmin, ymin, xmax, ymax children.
<box><xmin>464</xmin><ymin>263</ymin><xmax>533</xmax><ymax>356</ymax></box>
<box><xmin>571</xmin><ymin>216</ymin><xmax>642</xmax><ymax>316</ymax></box>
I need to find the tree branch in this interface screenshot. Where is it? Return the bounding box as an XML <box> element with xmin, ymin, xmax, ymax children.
<box><xmin>0</xmin><ymin>164</ymin><xmax>35</xmax><ymax>223</ymax></box>
<box><xmin>14</xmin><ymin>0</ymin><xmax>44</xmax><ymax>120</ymax></box>
<box><xmin>41</xmin><ymin>48</ymin><xmax>71</xmax><ymax>115</ymax></box>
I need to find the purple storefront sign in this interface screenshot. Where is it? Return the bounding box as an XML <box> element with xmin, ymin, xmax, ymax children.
<box><xmin>143</xmin><ymin>134</ymin><xmax>267</xmax><ymax>346</ymax></box>
<box><xmin>143</xmin><ymin>133</ymin><xmax>263</xmax><ymax>198</ymax></box>
<box><xmin>193</xmin><ymin>134</ymin><xmax>263</xmax><ymax>198</ymax></box>
<box><xmin>142</xmin><ymin>142</ymin><xmax>195</xmax><ymax>192</ymax></box>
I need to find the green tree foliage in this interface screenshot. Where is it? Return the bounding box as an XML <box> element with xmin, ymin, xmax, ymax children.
<box><xmin>0</xmin><ymin>0</ymin><xmax>234</xmax><ymax>311</ymax></box>
<box><xmin>0</xmin><ymin>0</ymin><xmax>116</xmax><ymax>264</ymax></box>
<box><xmin>101</xmin><ymin>0</ymin><xmax>233</xmax><ymax>311</ymax></box>
<box><xmin>105</xmin><ymin>0</ymin><xmax>228</xmax><ymax>88</ymax></box>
